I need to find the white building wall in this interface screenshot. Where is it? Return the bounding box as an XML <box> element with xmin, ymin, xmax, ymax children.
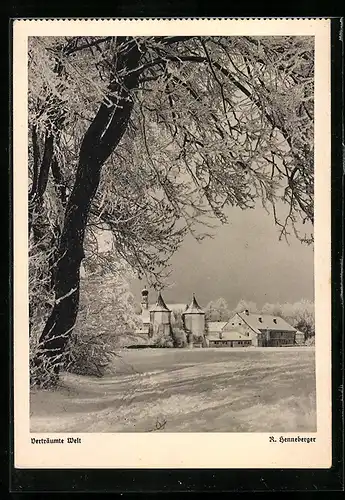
<box><xmin>183</xmin><ymin>313</ymin><xmax>205</xmax><ymax>336</ymax></box>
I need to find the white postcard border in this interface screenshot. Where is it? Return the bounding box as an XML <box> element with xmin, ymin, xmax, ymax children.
<box><xmin>13</xmin><ymin>18</ymin><xmax>332</xmax><ymax>469</ymax></box>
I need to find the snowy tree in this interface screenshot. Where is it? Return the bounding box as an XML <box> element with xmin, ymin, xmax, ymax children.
<box><xmin>233</xmin><ymin>299</ymin><xmax>259</xmax><ymax>314</ymax></box>
<box><xmin>261</xmin><ymin>299</ymin><xmax>315</xmax><ymax>339</ymax></box>
<box><xmin>261</xmin><ymin>302</ymin><xmax>284</xmax><ymax>316</ymax></box>
<box><xmin>205</xmin><ymin>297</ymin><xmax>231</xmax><ymax>321</ymax></box>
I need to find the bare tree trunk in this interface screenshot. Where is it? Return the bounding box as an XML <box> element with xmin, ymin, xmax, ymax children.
<box><xmin>35</xmin><ymin>40</ymin><xmax>142</xmax><ymax>385</ymax></box>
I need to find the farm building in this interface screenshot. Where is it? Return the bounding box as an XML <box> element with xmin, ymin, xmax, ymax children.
<box><xmin>206</xmin><ymin>325</ymin><xmax>252</xmax><ymax>347</ymax></box>
<box><xmin>207</xmin><ymin>322</ymin><xmax>228</xmax><ymax>336</ymax></box>
<box><xmin>224</xmin><ymin>310</ymin><xmax>297</xmax><ymax>347</ymax></box>
<box><xmin>206</xmin><ymin>321</ymin><xmax>252</xmax><ymax>347</ymax></box>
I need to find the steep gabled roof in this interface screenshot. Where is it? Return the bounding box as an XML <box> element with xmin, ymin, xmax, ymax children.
<box><xmin>237</xmin><ymin>312</ymin><xmax>296</xmax><ymax>333</ymax></box>
<box><xmin>150</xmin><ymin>292</ymin><xmax>171</xmax><ymax>312</ymax></box>
<box><xmin>184</xmin><ymin>294</ymin><xmax>205</xmax><ymax>315</ymax></box>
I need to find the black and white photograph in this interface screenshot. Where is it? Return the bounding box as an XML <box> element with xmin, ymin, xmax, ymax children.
<box><xmin>13</xmin><ymin>18</ymin><xmax>332</xmax><ymax>469</ymax></box>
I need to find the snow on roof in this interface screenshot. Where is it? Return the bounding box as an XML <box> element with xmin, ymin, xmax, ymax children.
<box><xmin>139</xmin><ymin>303</ymin><xmax>188</xmax><ymax>320</ymax></box>
<box><xmin>184</xmin><ymin>294</ymin><xmax>205</xmax><ymax>314</ymax></box>
<box><xmin>207</xmin><ymin>321</ymin><xmax>227</xmax><ymax>332</ymax></box>
<box><xmin>207</xmin><ymin>330</ymin><xmax>250</xmax><ymax>341</ymax></box>
<box><xmin>150</xmin><ymin>292</ymin><xmax>171</xmax><ymax>312</ymax></box>
<box><xmin>206</xmin><ymin>332</ymin><xmax>220</xmax><ymax>341</ymax></box>
<box><xmin>221</xmin><ymin>331</ymin><xmax>251</xmax><ymax>341</ymax></box>
<box><xmin>237</xmin><ymin>312</ymin><xmax>296</xmax><ymax>332</ymax></box>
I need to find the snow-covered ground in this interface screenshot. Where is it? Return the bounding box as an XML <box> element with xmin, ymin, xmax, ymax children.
<box><xmin>30</xmin><ymin>347</ymin><xmax>316</xmax><ymax>433</ymax></box>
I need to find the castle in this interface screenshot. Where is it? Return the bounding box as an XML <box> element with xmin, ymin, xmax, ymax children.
<box><xmin>135</xmin><ymin>287</ymin><xmax>206</xmax><ymax>347</ymax></box>
<box><xmin>134</xmin><ymin>287</ymin><xmax>301</xmax><ymax>348</ymax></box>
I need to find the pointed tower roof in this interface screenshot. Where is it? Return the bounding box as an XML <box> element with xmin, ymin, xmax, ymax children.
<box><xmin>150</xmin><ymin>292</ymin><xmax>171</xmax><ymax>312</ymax></box>
<box><xmin>183</xmin><ymin>294</ymin><xmax>205</xmax><ymax>315</ymax></box>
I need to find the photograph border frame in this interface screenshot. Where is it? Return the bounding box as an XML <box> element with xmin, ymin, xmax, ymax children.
<box><xmin>7</xmin><ymin>14</ymin><xmax>344</xmax><ymax>493</ymax></box>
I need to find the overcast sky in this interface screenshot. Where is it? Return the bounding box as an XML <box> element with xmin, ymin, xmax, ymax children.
<box><xmin>129</xmin><ymin>204</ymin><xmax>314</xmax><ymax>310</ymax></box>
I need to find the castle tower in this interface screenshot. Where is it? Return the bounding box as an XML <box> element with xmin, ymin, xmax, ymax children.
<box><xmin>182</xmin><ymin>294</ymin><xmax>206</xmax><ymax>348</ymax></box>
<box><xmin>140</xmin><ymin>286</ymin><xmax>150</xmax><ymax>329</ymax></box>
<box><xmin>150</xmin><ymin>292</ymin><xmax>172</xmax><ymax>337</ymax></box>
<box><xmin>141</xmin><ymin>286</ymin><xmax>149</xmax><ymax>310</ymax></box>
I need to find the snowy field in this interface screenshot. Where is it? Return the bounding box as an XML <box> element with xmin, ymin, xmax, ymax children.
<box><xmin>30</xmin><ymin>347</ymin><xmax>316</xmax><ymax>433</ymax></box>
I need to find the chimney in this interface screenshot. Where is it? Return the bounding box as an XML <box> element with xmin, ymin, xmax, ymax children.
<box><xmin>244</xmin><ymin>309</ymin><xmax>249</xmax><ymax>315</ymax></box>
<box><xmin>273</xmin><ymin>318</ymin><xmax>277</xmax><ymax>324</ymax></box>
<box><xmin>258</xmin><ymin>317</ymin><xmax>263</xmax><ymax>323</ymax></box>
